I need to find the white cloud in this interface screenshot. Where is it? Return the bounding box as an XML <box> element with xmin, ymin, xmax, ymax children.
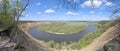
<box><xmin>93</xmin><ymin>0</ymin><xmax>103</xmax><ymax>7</ymax></box>
<box><xmin>90</xmin><ymin>11</ymin><xmax>95</xmax><ymax>13</ymax></box>
<box><xmin>106</xmin><ymin>2</ymin><xmax>112</xmax><ymax>6</ymax></box>
<box><xmin>26</xmin><ymin>6</ymin><xmax>29</xmax><ymax>8</ymax></box>
<box><xmin>66</xmin><ymin>11</ymin><xmax>79</xmax><ymax>15</ymax></box>
<box><xmin>81</xmin><ymin>0</ymin><xmax>113</xmax><ymax>8</ymax></box>
<box><xmin>36</xmin><ymin>3</ymin><xmax>41</xmax><ymax>5</ymax></box>
<box><xmin>44</xmin><ymin>9</ymin><xmax>55</xmax><ymax>13</ymax></box>
<box><xmin>103</xmin><ymin>0</ymin><xmax>113</xmax><ymax>6</ymax></box>
<box><xmin>81</xmin><ymin>0</ymin><xmax>103</xmax><ymax>8</ymax></box>
<box><xmin>81</xmin><ymin>0</ymin><xmax>92</xmax><ymax>7</ymax></box>
<box><xmin>22</xmin><ymin>11</ymin><xmax>26</xmax><ymax>15</ymax></box>
<box><xmin>36</xmin><ymin>12</ymin><xmax>41</xmax><ymax>14</ymax></box>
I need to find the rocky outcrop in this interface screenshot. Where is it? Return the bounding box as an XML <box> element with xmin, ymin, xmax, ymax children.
<box><xmin>0</xmin><ymin>22</ymin><xmax>52</xmax><ymax>51</ymax></box>
<box><xmin>0</xmin><ymin>31</ymin><xmax>16</xmax><ymax>51</ymax></box>
<box><xmin>103</xmin><ymin>32</ymin><xmax>120</xmax><ymax>51</ymax></box>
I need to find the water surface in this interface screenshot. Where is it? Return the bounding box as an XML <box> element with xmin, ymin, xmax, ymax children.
<box><xmin>28</xmin><ymin>24</ymin><xmax>98</xmax><ymax>43</ymax></box>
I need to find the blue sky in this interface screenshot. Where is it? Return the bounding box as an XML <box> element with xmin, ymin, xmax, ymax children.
<box><xmin>20</xmin><ymin>0</ymin><xmax>114</xmax><ymax>21</ymax></box>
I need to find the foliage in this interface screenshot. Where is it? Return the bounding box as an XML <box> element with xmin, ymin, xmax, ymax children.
<box><xmin>46</xmin><ymin>40</ymin><xmax>71</xmax><ymax>49</ymax></box>
<box><xmin>47</xmin><ymin>41</ymin><xmax>54</xmax><ymax>48</ymax></box>
<box><xmin>71</xmin><ymin>29</ymin><xmax>103</xmax><ymax>49</ymax></box>
<box><xmin>39</xmin><ymin>22</ymin><xmax>87</xmax><ymax>34</ymax></box>
<box><xmin>70</xmin><ymin>21</ymin><xmax>114</xmax><ymax>49</ymax></box>
<box><xmin>0</xmin><ymin>13</ymin><xmax>14</xmax><ymax>29</ymax></box>
<box><xmin>0</xmin><ymin>0</ymin><xmax>14</xmax><ymax>29</ymax></box>
<box><xmin>113</xmin><ymin>17</ymin><xmax>120</xmax><ymax>26</ymax></box>
<box><xmin>0</xmin><ymin>0</ymin><xmax>29</xmax><ymax>47</ymax></box>
<box><xmin>0</xmin><ymin>0</ymin><xmax>29</xmax><ymax>29</ymax></box>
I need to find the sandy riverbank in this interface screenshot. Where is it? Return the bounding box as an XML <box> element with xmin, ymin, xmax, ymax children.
<box><xmin>47</xmin><ymin>31</ymin><xmax>65</xmax><ymax>34</ymax></box>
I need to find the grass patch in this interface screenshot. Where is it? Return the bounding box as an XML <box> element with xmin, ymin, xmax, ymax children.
<box><xmin>39</xmin><ymin>22</ymin><xmax>87</xmax><ymax>34</ymax></box>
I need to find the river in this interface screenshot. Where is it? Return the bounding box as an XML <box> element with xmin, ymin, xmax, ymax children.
<box><xmin>28</xmin><ymin>24</ymin><xmax>98</xmax><ymax>43</ymax></box>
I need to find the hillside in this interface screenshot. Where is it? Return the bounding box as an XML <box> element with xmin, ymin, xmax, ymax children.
<box><xmin>79</xmin><ymin>24</ymin><xmax>120</xmax><ymax>51</ymax></box>
<box><xmin>0</xmin><ymin>23</ymin><xmax>119</xmax><ymax>51</ymax></box>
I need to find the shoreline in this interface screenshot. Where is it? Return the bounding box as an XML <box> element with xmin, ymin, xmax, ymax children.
<box><xmin>45</xmin><ymin>30</ymin><xmax>84</xmax><ymax>34</ymax></box>
<box><xmin>42</xmin><ymin>25</ymin><xmax>88</xmax><ymax>35</ymax></box>
<box><xmin>46</xmin><ymin>31</ymin><xmax>65</xmax><ymax>34</ymax></box>
<box><xmin>38</xmin><ymin>22</ymin><xmax>88</xmax><ymax>35</ymax></box>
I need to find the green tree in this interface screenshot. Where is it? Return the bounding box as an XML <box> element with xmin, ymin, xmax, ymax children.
<box><xmin>0</xmin><ymin>0</ymin><xmax>14</xmax><ymax>30</ymax></box>
<box><xmin>0</xmin><ymin>0</ymin><xmax>29</xmax><ymax>43</ymax></box>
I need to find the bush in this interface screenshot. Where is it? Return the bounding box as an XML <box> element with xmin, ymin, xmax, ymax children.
<box><xmin>0</xmin><ymin>12</ymin><xmax>14</xmax><ymax>29</ymax></box>
<box><xmin>47</xmin><ymin>41</ymin><xmax>54</xmax><ymax>48</ymax></box>
<box><xmin>54</xmin><ymin>43</ymin><xmax>61</xmax><ymax>49</ymax></box>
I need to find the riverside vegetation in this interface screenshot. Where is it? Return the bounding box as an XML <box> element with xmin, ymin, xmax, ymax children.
<box><xmin>39</xmin><ymin>22</ymin><xmax>87</xmax><ymax>34</ymax></box>
<box><xmin>42</xmin><ymin>21</ymin><xmax>114</xmax><ymax>49</ymax></box>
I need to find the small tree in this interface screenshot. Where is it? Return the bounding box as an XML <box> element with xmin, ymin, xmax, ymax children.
<box><xmin>0</xmin><ymin>0</ymin><xmax>29</xmax><ymax>42</ymax></box>
<box><xmin>0</xmin><ymin>0</ymin><xmax>14</xmax><ymax>30</ymax></box>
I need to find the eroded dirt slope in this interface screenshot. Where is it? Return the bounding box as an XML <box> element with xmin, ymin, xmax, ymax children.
<box><xmin>79</xmin><ymin>24</ymin><xmax>120</xmax><ymax>51</ymax></box>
